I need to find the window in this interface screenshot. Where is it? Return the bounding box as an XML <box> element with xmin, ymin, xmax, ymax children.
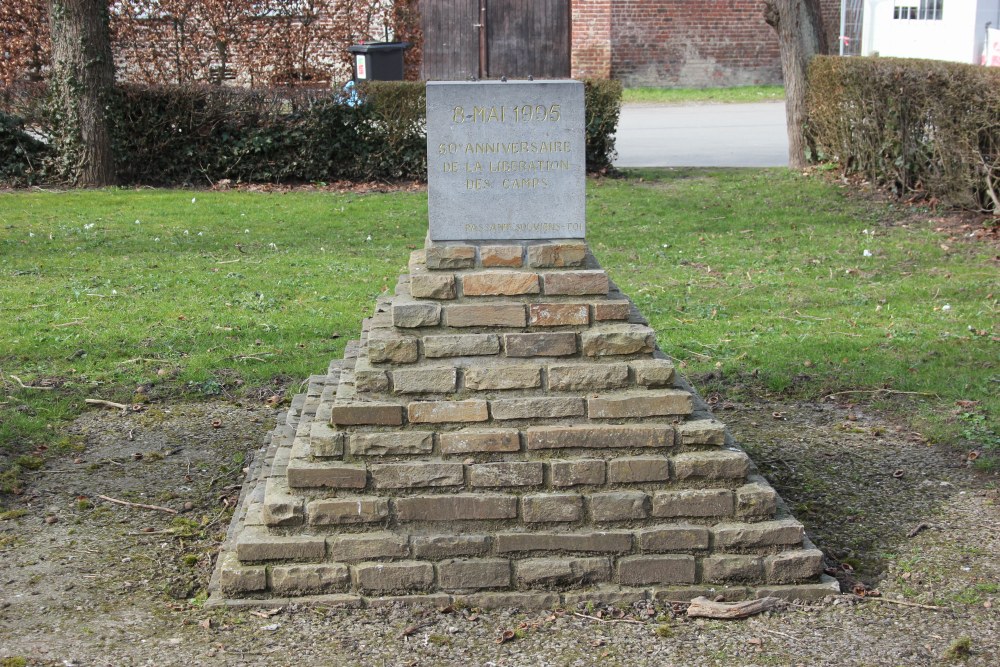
<box><xmin>893</xmin><ymin>0</ymin><xmax>943</xmax><ymax>20</ymax></box>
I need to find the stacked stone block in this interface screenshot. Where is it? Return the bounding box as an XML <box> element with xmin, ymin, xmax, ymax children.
<box><xmin>210</xmin><ymin>239</ymin><xmax>836</xmax><ymax>608</ymax></box>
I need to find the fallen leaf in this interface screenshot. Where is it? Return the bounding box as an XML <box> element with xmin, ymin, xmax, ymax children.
<box><xmin>496</xmin><ymin>629</ymin><xmax>516</xmax><ymax>644</ymax></box>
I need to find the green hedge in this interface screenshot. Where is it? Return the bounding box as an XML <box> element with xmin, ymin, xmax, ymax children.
<box><xmin>807</xmin><ymin>56</ymin><xmax>1000</xmax><ymax>212</ymax></box>
<box><xmin>0</xmin><ymin>80</ymin><xmax>621</xmax><ymax>186</ymax></box>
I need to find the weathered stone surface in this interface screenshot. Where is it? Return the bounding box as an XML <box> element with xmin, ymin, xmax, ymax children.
<box><xmin>236</xmin><ymin>530</ymin><xmax>326</xmax><ymax>562</ymax></box>
<box><xmin>425</xmin><ymin>244</ymin><xmax>476</xmax><ymax>270</ymax></box>
<box><xmin>351</xmin><ymin>561</ymin><xmax>434</xmax><ymax>594</ymax></box>
<box><xmin>495</xmin><ymin>531</ymin><xmax>632</xmax><ymax>554</ymax></box>
<box><xmin>547</xmin><ymin>363</ymin><xmax>629</xmax><ymax>391</ymax></box>
<box><xmin>366</xmin><ymin>593</ymin><xmax>451</xmax><ymax>607</ymax></box>
<box><xmin>541</xmin><ymin>270</ymin><xmax>609</xmax><ymax>296</ymax></box>
<box><xmin>270</xmin><ymin>564</ymin><xmax>349</xmax><ymax>594</ymax></box>
<box><xmin>354</xmin><ymin>367</ymin><xmax>390</xmax><ymax>393</ymax></box>
<box><xmin>712</xmin><ymin>520</ymin><xmax>805</xmax><ymax>549</ymax></box>
<box><xmin>755</xmin><ymin>575</ymin><xmax>841</xmax><ymax>601</ymax></box>
<box><xmin>526</xmin><ymin>424</ymin><xmax>673</xmax><ymax>450</ymax></box>
<box><xmin>677</xmin><ymin>419</ymin><xmax>726</xmax><ymax>445</ymax></box>
<box><xmin>263</xmin><ymin>481</ymin><xmax>304</xmax><ymax>527</ymax></box>
<box><xmin>462</xmin><ymin>271</ymin><xmax>540</xmax><ymax>296</ymax></box>
<box><xmin>702</xmin><ymin>555</ymin><xmax>764</xmax><ymax>583</ymax></box>
<box><xmin>395</xmin><ymin>494</ymin><xmax>518</xmax><ymax>521</ymax></box>
<box><xmin>580</xmin><ymin>325</ymin><xmax>656</xmax><ymax>356</ymax></box>
<box><xmin>439</xmin><ymin>428</ymin><xmax>521</xmax><ymax>454</ymax></box>
<box><xmin>391</xmin><ymin>367</ymin><xmax>458</xmax><ymax>394</ymax></box>
<box><xmin>408</xmin><ymin>400</ymin><xmax>489</xmax><ymax>423</ymax></box>
<box><xmin>736</xmin><ymin>481</ymin><xmax>778</xmax><ymax>519</ymax></box>
<box><xmin>638</xmin><ymin>525</ymin><xmax>710</xmax><ymax>552</ymax></box>
<box><xmin>219</xmin><ymin>552</ymin><xmax>267</xmax><ymax>593</ymax></box>
<box><xmin>607</xmin><ymin>456</ymin><xmax>671</xmax><ymax>484</ymax></box>
<box><xmin>367</xmin><ymin>334</ymin><xmax>419</xmax><ymax>364</ymax></box>
<box><xmin>593</xmin><ymin>300</ymin><xmax>631</xmax><ymax>321</ymax></box>
<box><xmin>371</xmin><ymin>462</ymin><xmax>465</xmax><ymax>489</ymax></box>
<box><xmin>527</xmin><ymin>303</ymin><xmax>589</xmax><ymax>327</ymax></box>
<box><xmin>307</xmin><ymin>497</ymin><xmax>389</xmax><ymax>525</ymax></box>
<box><xmin>672</xmin><ymin>450</ymin><xmax>750</xmax><ymax>480</ymax></box>
<box><xmin>504</xmin><ymin>332</ymin><xmax>577</xmax><ymax>357</ymax></box>
<box><xmin>490</xmin><ymin>397</ymin><xmax>585</xmax><ymax>420</ymax></box>
<box><xmin>464</xmin><ymin>365</ymin><xmax>542</xmax><ymax>391</ymax></box>
<box><xmin>589</xmin><ymin>491</ymin><xmax>649</xmax><ymax>522</ymax></box>
<box><xmin>617</xmin><ymin>556</ymin><xmax>696</xmax><ymax>585</ymax></box>
<box><xmin>629</xmin><ymin>359</ymin><xmax>676</xmax><ymax>387</ymax></box>
<box><xmin>443</xmin><ymin>303</ymin><xmax>526</xmax><ymax>328</ymax></box>
<box><xmin>412</xmin><ymin>534</ymin><xmax>492</xmax><ymax>559</ymax></box>
<box><xmin>521</xmin><ymin>494</ymin><xmax>583</xmax><ymax>523</ymax></box>
<box><xmin>515</xmin><ymin>557</ymin><xmax>611</xmax><ymax>587</ymax></box>
<box><xmin>423</xmin><ymin>334</ymin><xmax>500</xmax><ymax>358</ymax></box>
<box><xmin>287</xmin><ymin>462</ymin><xmax>367</xmax><ymax>490</ymax></box>
<box><xmin>468</xmin><ymin>462</ymin><xmax>543</xmax><ymax>487</ymax></box>
<box><xmin>765</xmin><ymin>549</ymin><xmax>824</xmax><ymax>584</ymax></box>
<box><xmin>330</xmin><ymin>402</ymin><xmax>404</xmax><ymax>427</ymax></box>
<box><xmin>651</xmin><ymin>489</ymin><xmax>734</xmax><ymax>518</ymax></box>
<box><xmin>437</xmin><ymin>558</ymin><xmax>511</xmax><ymax>590</ymax></box>
<box><xmin>588</xmin><ymin>390</ymin><xmax>693</xmax><ymax>419</ymax></box>
<box><xmin>480</xmin><ymin>245</ymin><xmax>523</xmax><ymax>268</ymax></box>
<box><xmin>349</xmin><ymin>431</ymin><xmax>433</xmax><ymax>456</ymax></box>
<box><xmin>392</xmin><ymin>302</ymin><xmax>442</xmax><ymax>328</ymax></box>
<box><xmin>550</xmin><ymin>459</ymin><xmax>606</xmax><ymax>487</ymax></box>
<box><xmin>526</xmin><ymin>242</ymin><xmax>587</xmax><ymax>268</ymax></box>
<box><xmin>460</xmin><ymin>591</ymin><xmax>560</xmax><ymax>610</ymax></box>
<box><xmin>327</xmin><ymin>533</ymin><xmax>409</xmax><ymax>562</ymax></box>
<box><xmin>410</xmin><ymin>273</ymin><xmax>457</xmax><ymax>299</ymax></box>
<box><xmin>309</xmin><ymin>422</ymin><xmax>345</xmax><ymax>458</ymax></box>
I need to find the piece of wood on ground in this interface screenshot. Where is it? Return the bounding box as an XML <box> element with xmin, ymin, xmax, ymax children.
<box><xmin>686</xmin><ymin>596</ymin><xmax>782</xmax><ymax>620</ymax></box>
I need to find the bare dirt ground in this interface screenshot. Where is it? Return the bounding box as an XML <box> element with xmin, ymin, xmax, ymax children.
<box><xmin>1</xmin><ymin>396</ymin><xmax>997</xmax><ymax>667</ymax></box>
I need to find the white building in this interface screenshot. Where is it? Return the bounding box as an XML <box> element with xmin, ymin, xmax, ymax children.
<box><xmin>860</xmin><ymin>0</ymin><xmax>1000</xmax><ymax>64</ymax></box>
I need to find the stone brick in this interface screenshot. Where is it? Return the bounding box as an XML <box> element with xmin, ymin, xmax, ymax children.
<box><xmin>354</xmin><ymin>367</ymin><xmax>390</xmax><ymax>393</ymax></box>
<box><xmin>712</xmin><ymin>520</ymin><xmax>805</xmax><ymax>549</ymax></box>
<box><xmin>366</xmin><ymin>593</ymin><xmax>450</xmax><ymax>608</ymax></box>
<box><xmin>391</xmin><ymin>367</ymin><xmax>457</xmax><ymax>394</ymax></box>
<box><xmin>461</xmin><ymin>591</ymin><xmax>560</xmax><ymax>610</ymax></box>
<box><xmin>481</xmin><ymin>244</ymin><xmax>523</xmax><ymax>268</ymax></box>
<box><xmin>588</xmin><ymin>390</ymin><xmax>693</xmax><ymax>419</ymax></box>
<box><xmin>541</xmin><ymin>270</ymin><xmax>609</xmax><ymax>296</ymax></box>
<box><xmin>425</xmin><ymin>244</ymin><xmax>475</xmax><ymax>270</ymax></box>
<box><xmin>580</xmin><ymin>325</ymin><xmax>656</xmax><ymax>356</ymax></box>
<box><xmin>367</xmin><ymin>334</ymin><xmax>419</xmax><ymax>364</ymax></box>
<box><xmin>464</xmin><ymin>365</ymin><xmax>542</xmax><ymax>391</ymax></box>
<box><xmin>270</xmin><ymin>564</ymin><xmax>349</xmax><ymax>594</ymax></box>
<box><xmin>437</xmin><ymin>558</ymin><xmax>512</xmax><ymax>590</ymax></box>
<box><xmin>330</xmin><ymin>402</ymin><xmax>404</xmax><ymax>426</ymax></box>
<box><xmin>392</xmin><ymin>302</ymin><xmax>442</xmax><ymax>328</ymax></box>
<box><xmin>522</xmin><ymin>494</ymin><xmax>584</xmax><ymax>523</ymax></box>
<box><xmin>504</xmin><ymin>332</ymin><xmax>577</xmax><ymax>357</ymax></box>
<box><xmin>630</xmin><ymin>359</ymin><xmax>676</xmax><ymax>387</ymax></box>
<box><xmin>618</xmin><ymin>556</ymin><xmax>696</xmax><ymax>585</ymax></box>
<box><xmin>410</xmin><ymin>273</ymin><xmax>457</xmax><ymax>299</ymax></box>
<box><xmin>550</xmin><ymin>459</ymin><xmax>606</xmax><ymax>487</ymax></box>
<box><xmin>490</xmin><ymin>397</ymin><xmax>585</xmax><ymax>420</ymax></box>
<box><xmin>462</xmin><ymin>271</ymin><xmax>540</xmax><ymax>296</ymax></box>
<box><xmin>526</xmin><ymin>424</ymin><xmax>673</xmax><ymax>450</ymax></box>
<box><xmin>468</xmin><ymin>462</ymin><xmax>543</xmax><ymax>487</ymax></box>
<box><xmin>528</xmin><ymin>303</ymin><xmax>590</xmax><ymax>327</ymax></box>
<box><xmin>736</xmin><ymin>481</ymin><xmax>778</xmax><ymax>519</ymax></box>
<box><xmin>407</xmin><ymin>400</ymin><xmax>489</xmax><ymax>423</ymax></box>
<box><xmin>765</xmin><ymin>549</ymin><xmax>824</xmax><ymax>584</ymax></box>
<box><xmin>395</xmin><ymin>494</ymin><xmax>518</xmax><ymax>521</ymax></box>
<box><xmin>702</xmin><ymin>555</ymin><xmax>764</xmax><ymax>583</ymax></box>
<box><xmin>371</xmin><ymin>462</ymin><xmax>465</xmax><ymax>489</ymax></box>
<box><xmin>219</xmin><ymin>552</ymin><xmax>267</xmax><ymax>594</ymax></box>
<box><xmin>263</xmin><ymin>488</ymin><xmax>305</xmax><ymax>527</ymax></box>
<box><xmin>423</xmin><ymin>334</ymin><xmax>500</xmax><ymax>358</ymax></box>
<box><xmin>349</xmin><ymin>431</ymin><xmax>433</xmax><ymax>456</ymax></box>
<box><xmin>677</xmin><ymin>419</ymin><xmax>726</xmax><ymax>445</ymax></box>
<box><xmin>547</xmin><ymin>363</ymin><xmax>629</xmax><ymax>391</ymax></box>
<box><xmin>589</xmin><ymin>491</ymin><xmax>649</xmax><ymax>522</ymax></box>
<box><xmin>439</xmin><ymin>428</ymin><xmax>521</xmax><ymax>454</ymax></box>
<box><xmin>672</xmin><ymin>450</ymin><xmax>750</xmax><ymax>481</ymax></box>
<box><xmin>593</xmin><ymin>300</ymin><xmax>631</xmax><ymax>321</ymax></box>
<box><xmin>639</xmin><ymin>526</ymin><xmax>711</xmax><ymax>552</ymax></box>
<box><xmin>351</xmin><ymin>561</ymin><xmax>434</xmax><ymax>594</ymax></box>
<box><xmin>755</xmin><ymin>576</ymin><xmax>842</xmax><ymax>601</ymax></box>
<box><xmin>236</xmin><ymin>530</ymin><xmax>326</xmax><ymax>562</ymax></box>
<box><xmin>651</xmin><ymin>489</ymin><xmax>734</xmax><ymax>518</ymax></box>
<box><xmin>286</xmin><ymin>462</ymin><xmax>367</xmax><ymax>489</ymax></box>
<box><xmin>607</xmin><ymin>456</ymin><xmax>671</xmax><ymax>483</ymax></box>
<box><xmin>412</xmin><ymin>534</ymin><xmax>492</xmax><ymax>559</ymax></box>
<box><xmin>526</xmin><ymin>241</ymin><xmax>588</xmax><ymax>268</ymax></box>
<box><xmin>515</xmin><ymin>557</ymin><xmax>611</xmax><ymax>587</ymax></box>
<box><xmin>443</xmin><ymin>303</ymin><xmax>526</xmax><ymax>328</ymax></box>
<box><xmin>327</xmin><ymin>533</ymin><xmax>409</xmax><ymax>562</ymax></box>
<box><xmin>495</xmin><ymin>531</ymin><xmax>633</xmax><ymax>554</ymax></box>
<box><xmin>307</xmin><ymin>497</ymin><xmax>390</xmax><ymax>525</ymax></box>
<box><xmin>309</xmin><ymin>422</ymin><xmax>345</xmax><ymax>458</ymax></box>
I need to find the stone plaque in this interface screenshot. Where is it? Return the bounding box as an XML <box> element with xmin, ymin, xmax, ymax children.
<box><xmin>426</xmin><ymin>80</ymin><xmax>586</xmax><ymax>241</ymax></box>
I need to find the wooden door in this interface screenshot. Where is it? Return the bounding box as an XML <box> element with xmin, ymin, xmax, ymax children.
<box><xmin>420</xmin><ymin>0</ymin><xmax>481</xmax><ymax>80</ymax></box>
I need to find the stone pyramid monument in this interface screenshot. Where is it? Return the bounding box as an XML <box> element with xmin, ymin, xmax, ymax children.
<box><xmin>209</xmin><ymin>81</ymin><xmax>837</xmax><ymax>608</ymax></box>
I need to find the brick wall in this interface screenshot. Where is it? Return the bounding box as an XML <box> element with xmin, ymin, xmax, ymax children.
<box><xmin>571</xmin><ymin>0</ymin><xmax>612</xmax><ymax>78</ymax></box>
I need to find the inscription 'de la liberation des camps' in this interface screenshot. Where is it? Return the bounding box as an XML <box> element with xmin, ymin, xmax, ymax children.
<box><xmin>426</xmin><ymin>80</ymin><xmax>586</xmax><ymax>241</ymax></box>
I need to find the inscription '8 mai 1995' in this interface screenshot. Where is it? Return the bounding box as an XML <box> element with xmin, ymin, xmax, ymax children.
<box><xmin>426</xmin><ymin>80</ymin><xmax>586</xmax><ymax>241</ymax></box>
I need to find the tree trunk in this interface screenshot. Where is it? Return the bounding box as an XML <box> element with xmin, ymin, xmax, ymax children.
<box><xmin>764</xmin><ymin>0</ymin><xmax>828</xmax><ymax>169</ymax></box>
<box><xmin>48</xmin><ymin>0</ymin><xmax>116</xmax><ymax>186</ymax></box>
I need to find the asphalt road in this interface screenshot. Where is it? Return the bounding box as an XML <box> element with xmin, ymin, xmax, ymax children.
<box><xmin>614</xmin><ymin>101</ymin><xmax>788</xmax><ymax>168</ymax></box>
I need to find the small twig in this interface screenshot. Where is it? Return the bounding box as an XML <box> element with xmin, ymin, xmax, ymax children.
<box><xmin>572</xmin><ymin>612</ymin><xmax>645</xmax><ymax>625</ymax></box>
<box><xmin>126</xmin><ymin>529</ymin><xmax>177</xmax><ymax>536</ymax></box>
<box><xmin>53</xmin><ymin>319</ymin><xmax>88</xmax><ymax>328</ymax></box>
<box><xmin>825</xmin><ymin>389</ymin><xmax>938</xmax><ymax>399</ymax></box>
<box><xmin>96</xmin><ymin>494</ymin><xmax>178</xmax><ymax>514</ymax></box>
<box><xmin>907</xmin><ymin>522</ymin><xmax>930</xmax><ymax>538</ymax></box>
<box><xmin>830</xmin><ymin>331</ymin><xmax>863</xmax><ymax>338</ymax></box>
<box><xmin>862</xmin><ymin>596</ymin><xmax>945</xmax><ymax>611</ymax></box>
<box><xmin>8</xmin><ymin>374</ymin><xmax>54</xmax><ymax>390</ymax></box>
<box><xmin>217</xmin><ymin>259</ymin><xmax>241</xmax><ymax>264</ymax></box>
<box><xmin>758</xmin><ymin>627</ymin><xmax>798</xmax><ymax>641</ymax></box>
<box><xmin>85</xmin><ymin>398</ymin><xmax>130</xmax><ymax>410</ymax></box>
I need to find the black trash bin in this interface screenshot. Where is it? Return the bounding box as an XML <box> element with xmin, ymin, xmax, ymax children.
<box><xmin>348</xmin><ymin>42</ymin><xmax>411</xmax><ymax>82</ymax></box>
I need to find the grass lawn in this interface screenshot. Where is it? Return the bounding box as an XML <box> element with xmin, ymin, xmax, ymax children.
<box><xmin>621</xmin><ymin>85</ymin><xmax>785</xmax><ymax>105</ymax></box>
<box><xmin>1</xmin><ymin>169</ymin><xmax>997</xmax><ymax>493</ymax></box>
